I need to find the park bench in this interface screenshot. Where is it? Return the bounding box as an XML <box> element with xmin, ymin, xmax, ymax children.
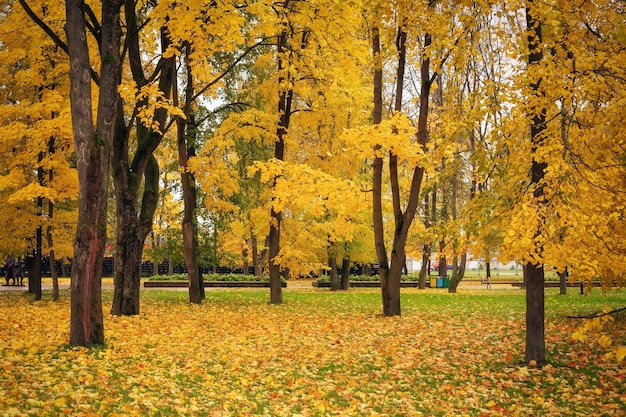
<box><xmin>312</xmin><ymin>281</ymin><xmax>428</xmax><ymax>288</ymax></box>
<box><xmin>510</xmin><ymin>281</ymin><xmax>619</xmax><ymax>294</ymax></box>
<box><xmin>144</xmin><ymin>281</ymin><xmax>287</xmax><ymax>288</ymax></box>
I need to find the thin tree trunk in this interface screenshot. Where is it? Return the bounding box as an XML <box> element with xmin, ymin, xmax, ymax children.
<box><xmin>419</xmin><ymin>193</ymin><xmax>430</xmax><ymax>289</ymax></box>
<box><xmin>268</xmin><ymin>25</ymin><xmax>291</xmax><ymax>304</ymax></box>
<box><xmin>174</xmin><ymin>42</ymin><xmax>202</xmax><ymax>304</ymax></box>
<box><xmin>525</xmin><ymin>1</ymin><xmax>547</xmax><ymax>366</ymax></box>
<box><xmin>329</xmin><ymin>254</ymin><xmax>340</xmax><ymax>291</ymax></box>
<box><xmin>32</xmin><ymin>152</ymin><xmax>44</xmax><ymax>300</ymax></box>
<box><xmin>45</xmin><ymin>136</ymin><xmax>59</xmax><ymax>301</ymax></box>
<box><xmin>251</xmin><ymin>233</ymin><xmax>262</xmax><ymax>277</ymax></box>
<box><xmin>340</xmin><ymin>256</ymin><xmax>350</xmax><ymax>290</ymax></box>
<box><xmin>558</xmin><ymin>269</ymin><xmax>568</xmax><ymax>295</ymax></box>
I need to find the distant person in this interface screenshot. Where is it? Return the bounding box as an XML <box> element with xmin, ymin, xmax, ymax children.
<box><xmin>13</xmin><ymin>258</ymin><xmax>24</xmax><ymax>286</ymax></box>
<box><xmin>4</xmin><ymin>256</ymin><xmax>14</xmax><ymax>286</ymax></box>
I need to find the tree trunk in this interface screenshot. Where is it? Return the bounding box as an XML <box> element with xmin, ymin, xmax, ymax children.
<box><xmin>419</xmin><ymin>193</ymin><xmax>430</xmax><ymax>289</ymax></box>
<box><xmin>174</xmin><ymin>42</ymin><xmax>202</xmax><ymax>305</ymax></box>
<box><xmin>31</xmin><ymin>151</ymin><xmax>44</xmax><ymax>299</ymax></box>
<box><xmin>251</xmin><ymin>233</ymin><xmax>263</xmax><ymax>277</ymax></box>
<box><xmin>525</xmin><ymin>1</ymin><xmax>547</xmax><ymax>366</ymax></box>
<box><xmin>268</xmin><ymin>25</ymin><xmax>292</xmax><ymax>304</ymax></box>
<box><xmin>66</xmin><ymin>0</ymin><xmax>122</xmax><ymax>346</ymax></box>
<box><xmin>448</xmin><ymin>173</ymin><xmax>466</xmax><ymax>293</ymax></box>
<box><xmin>449</xmin><ymin>254</ymin><xmax>467</xmax><ymax>294</ymax></box>
<box><xmin>47</xmin><ymin>209</ymin><xmax>59</xmax><ymax>302</ymax></box>
<box><xmin>558</xmin><ymin>269</ymin><xmax>568</xmax><ymax>295</ymax></box>
<box><xmin>340</xmin><ymin>256</ymin><xmax>350</xmax><ymax>290</ymax></box>
<box><xmin>111</xmin><ymin>153</ymin><xmax>160</xmax><ymax>315</ymax></box>
<box><xmin>329</xmin><ymin>255</ymin><xmax>340</xmax><ymax>291</ymax></box>
<box><xmin>45</xmin><ymin>136</ymin><xmax>59</xmax><ymax>301</ymax></box>
<box><xmin>110</xmin><ymin>19</ymin><xmax>174</xmax><ymax>315</ymax></box>
<box><xmin>372</xmin><ymin>22</ymin><xmax>431</xmax><ymax>316</ymax></box>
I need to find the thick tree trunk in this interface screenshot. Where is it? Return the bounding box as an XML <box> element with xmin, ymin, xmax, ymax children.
<box><xmin>525</xmin><ymin>263</ymin><xmax>545</xmax><ymax>363</ymax></box>
<box><xmin>111</xmin><ymin>154</ymin><xmax>159</xmax><ymax>315</ymax></box>
<box><xmin>110</xmin><ymin>19</ymin><xmax>174</xmax><ymax>315</ymax></box>
<box><xmin>525</xmin><ymin>1</ymin><xmax>547</xmax><ymax>366</ymax></box>
<box><xmin>66</xmin><ymin>0</ymin><xmax>122</xmax><ymax>346</ymax></box>
<box><xmin>449</xmin><ymin>254</ymin><xmax>467</xmax><ymax>294</ymax></box>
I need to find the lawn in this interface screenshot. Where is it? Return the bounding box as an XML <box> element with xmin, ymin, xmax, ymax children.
<box><xmin>0</xmin><ymin>286</ymin><xmax>624</xmax><ymax>416</ymax></box>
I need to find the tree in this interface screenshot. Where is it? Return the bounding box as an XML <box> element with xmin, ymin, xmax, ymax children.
<box><xmin>370</xmin><ymin>1</ymin><xmax>436</xmax><ymax>316</ymax></box>
<box><xmin>64</xmin><ymin>0</ymin><xmax>123</xmax><ymax>345</ymax></box>
<box><xmin>0</xmin><ymin>1</ymin><xmax>78</xmax><ymax>299</ymax></box>
<box><xmin>523</xmin><ymin>0</ymin><xmax>547</xmax><ymax>365</ymax></box>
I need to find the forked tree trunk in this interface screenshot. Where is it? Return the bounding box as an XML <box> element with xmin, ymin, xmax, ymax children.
<box><xmin>65</xmin><ymin>0</ymin><xmax>122</xmax><ymax>346</ymax></box>
<box><xmin>110</xmin><ymin>19</ymin><xmax>174</xmax><ymax>315</ymax></box>
<box><xmin>525</xmin><ymin>1</ymin><xmax>547</xmax><ymax>366</ymax></box>
<box><xmin>372</xmin><ymin>20</ymin><xmax>431</xmax><ymax>316</ymax></box>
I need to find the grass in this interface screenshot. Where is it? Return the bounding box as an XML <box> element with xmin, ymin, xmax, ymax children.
<box><xmin>0</xmin><ymin>285</ymin><xmax>624</xmax><ymax>416</ymax></box>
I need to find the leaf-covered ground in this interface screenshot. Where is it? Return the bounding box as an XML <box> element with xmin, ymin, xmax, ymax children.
<box><xmin>0</xmin><ymin>287</ymin><xmax>624</xmax><ymax>416</ymax></box>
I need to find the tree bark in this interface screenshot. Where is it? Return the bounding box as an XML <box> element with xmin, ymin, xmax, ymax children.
<box><xmin>329</xmin><ymin>254</ymin><xmax>340</xmax><ymax>291</ymax></box>
<box><xmin>268</xmin><ymin>24</ymin><xmax>291</xmax><ymax>304</ymax></box>
<box><xmin>45</xmin><ymin>136</ymin><xmax>59</xmax><ymax>301</ymax></box>
<box><xmin>524</xmin><ymin>0</ymin><xmax>547</xmax><ymax>365</ymax></box>
<box><xmin>558</xmin><ymin>269</ymin><xmax>568</xmax><ymax>295</ymax></box>
<box><xmin>372</xmin><ymin>22</ymin><xmax>431</xmax><ymax>316</ymax></box>
<box><xmin>66</xmin><ymin>0</ymin><xmax>122</xmax><ymax>346</ymax></box>
<box><xmin>419</xmin><ymin>193</ymin><xmax>430</xmax><ymax>289</ymax></box>
<box><xmin>110</xmin><ymin>19</ymin><xmax>174</xmax><ymax>315</ymax></box>
<box><xmin>174</xmin><ymin>42</ymin><xmax>202</xmax><ymax>304</ymax></box>
<box><xmin>340</xmin><ymin>256</ymin><xmax>350</xmax><ymax>290</ymax></box>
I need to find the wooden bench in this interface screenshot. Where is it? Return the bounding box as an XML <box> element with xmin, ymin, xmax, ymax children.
<box><xmin>312</xmin><ymin>281</ymin><xmax>428</xmax><ymax>288</ymax></box>
<box><xmin>144</xmin><ymin>281</ymin><xmax>287</xmax><ymax>288</ymax></box>
<box><xmin>511</xmin><ymin>281</ymin><xmax>617</xmax><ymax>294</ymax></box>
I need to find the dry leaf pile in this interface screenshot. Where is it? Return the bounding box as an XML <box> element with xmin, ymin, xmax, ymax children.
<box><xmin>0</xmin><ymin>290</ymin><xmax>624</xmax><ymax>416</ymax></box>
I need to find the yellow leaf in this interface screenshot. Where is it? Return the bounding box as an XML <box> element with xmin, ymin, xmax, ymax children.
<box><xmin>598</xmin><ymin>335</ymin><xmax>612</xmax><ymax>349</ymax></box>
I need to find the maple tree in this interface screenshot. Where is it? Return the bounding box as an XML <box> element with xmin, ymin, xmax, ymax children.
<box><xmin>191</xmin><ymin>0</ymin><xmax>374</xmax><ymax>298</ymax></box>
<box><xmin>0</xmin><ymin>1</ymin><xmax>77</xmax><ymax>300</ymax></box>
<box><xmin>66</xmin><ymin>0</ymin><xmax>122</xmax><ymax>344</ymax></box>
